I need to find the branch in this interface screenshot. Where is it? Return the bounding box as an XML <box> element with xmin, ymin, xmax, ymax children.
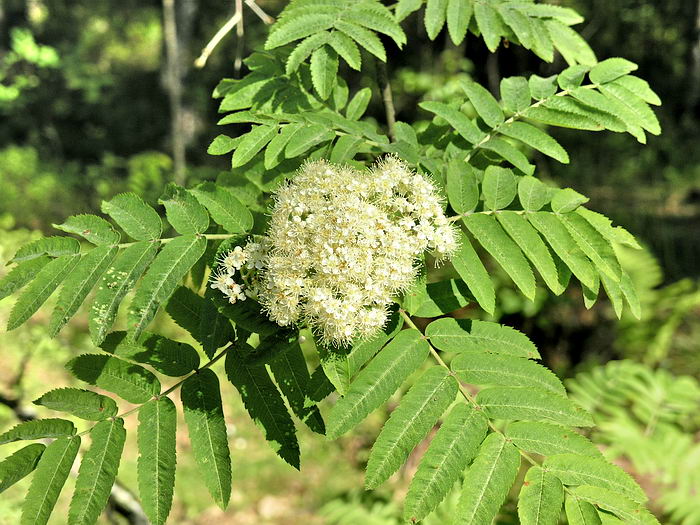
<box><xmin>376</xmin><ymin>60</ymin><xmax>397</xmax><ymax>142</ymax></box>
<box><xmin>194</xmin><ymin>10</ymin><xmax>242</xmax><ymax>69</ymax></box>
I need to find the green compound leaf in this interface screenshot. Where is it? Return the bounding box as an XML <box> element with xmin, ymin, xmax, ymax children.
<box><xmin>0</xmin><ymin>419</ymin><xmax>76</xmax><ymax>445</ymax></box>
<box><xmin>20</xmin><ymin>436</ymin><xmax>80</xmax><ymax>525</ymax></box>
<box><xmin>158</xmin><ymin>183</ymin><xmax>209</xmax><ymax>235</ymax></box>
<box><xmin>500</xmin><ymin>121</ymin><xmax>570</xmax><ymax>163</ymax></box>
<box><xmin>268</xmin><ymin>337</ymin><xmax>326</xmax><ymax>435</ymax></box>
<box><xmin>102</xmin><ymin>331</ymin><xmax>199</xmax><ymax>377</ymax></box>
<box><xmin>451</xmin><ymin>232</ymin><xmax>496</xmax><ymax>314</ymax></box>
<box><xmin>226</xmin><ymin>349</ymin><xmax>300</xmax><ymax>468</ymax></box>
<box><xmin>326</xmin><ymin>329</ymin><xmax>430</xmax><ymax>439</ymax></box>
<box><xmin>404</xmin><ymin>404</ymin><xmax>487</xmax><ymax>523</ymax></box>
<box><xmin>565</xmin><ymin>494</ymin><xmax>602</xmax><ymax>525</ymax></box>
<box><xmin>33</xmin><ymin>388</ymin><xmax>118</xmax><ymax>421</ymax></box>
<box><xmin>49</xmin><ymin>244</ymin><xmax>118</xmax><ymax>337</ymax></box>
<box><xmin>68</xmin><ymin>418</ymin><xmax>126</xmax><ymax>525</ymax></box>
<box><xmin>464</xmin><ymin>214</ymin><xmax>536</xmax><ymax>300</ymax></box>
<box><xmin>90</xmin><ymin>240</ymin><xmax>159</xmax><ymax>346</ymax></box>
<box><xmin>505</xmin><ymin>421</ymin><xmax>601</xmax><ymax>458</ymax></box>
<box><xmin>446</xmin><ymin>160</ymin><xmax>479</xmax><ymax>214</ymax></box>
<box><xmin>477</xmin><ymin>386</ymin><xmax>594</xmax><ymax>427</ymax></box>
<box><xmin>497</xmin><ymin>211</ymin><xmax>563</xmax><ymax>294</ymax></box>
<box><xmin>527</xmin><ymin>211</ymin><xmax>597</xmax><ymax>289</ymax></box>
<box><xmin>54</xmin><ymin>214</ymin><xmax>121</xmax><ymax>245</ymax></box>
<box><xmin>190</xmin><ymin>182</ymin><xmax>253</xmax><ymax>233</ymax></box>
<box><xmin>518</xmin><ymin>466</ymin><xmax>564</xmax><ymax>525</ymax></box>
<box><xmin>10</xmin><ymin>236</ymin><xmax>80</xmax><ymax>264</ymax></box>
<box><xmin>571</xmin><ymin>486</ymin><xmax>659</xmax><ymax>525</ymax></box>
<box><xmin>365</xmin><ymin>367</ymin><xmax>457</xmax><ymax>489</ymax></box>
<box><xmin>7</xmin><ymin>254</ymin><xmax>80</xmax><ymax>331</ymax></box>
<box><xmin>455</xmin><ymin>432</ymin><xmax>521</xmax><ymax>525</ymax></box>
<box><xmin>66</xmin><ymin>354</ymin><xmax>160</xmax><ymax>404</ymax></box>
<box><xmin>101</xmin><ymin>192</ymin><xmax>162</xmax><ymax>241</ymax></box>
<box><xmin>310</xmin><ymin>45</ymin><xmax>339</xmax><ymax>100</ymax></box>
<box><xmin>426</xmin><ymin>318</ymin><xmax>540</xmax><ymax>358</ymax></box>
<box><xmin>543</xmin><ymin>453</ymin><xmax>647</xmax><ymax>504</ymax></box>
<box><xmin>482</xmin><ymin>165</ymin><xmax>517</xmax><ymax>210</ymax></box>
<box><xmin>452</xmin><ymin>352</ymin><xmax>565</xmax><ymax>396</ymax></box>
<box><xmin>138</xmin><ymin>397</ymin><xmax>177</xmax><ymax>525</ymax></box>
<box><xmin>0</xmin><ymin>255</ymin><xmax>50</xmax><ymax>301</ymax></box>
<box><xmin>461</xmin><ymin>79</ymin><xmax>504</xmax><ymax>128</ymax></box>
<box><xmin>128</xmin><ymin>235</ymin><xmax>206</xmax><ymax>338</ymax></box>
<box><xmin>0</xmin><ymin>443</ymin><xmax>45</xmax><ymax>493</ymax></box>
<box><xmin>181</xmin><ymin>369</ymin><xmax>232</xmax><ymax>509</ymax></box>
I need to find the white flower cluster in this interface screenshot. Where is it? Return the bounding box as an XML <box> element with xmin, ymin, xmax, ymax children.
<box><xmin>212</xmin><ymin>156</ymin><xmax>458</xmax><ymax>346</ymax></box>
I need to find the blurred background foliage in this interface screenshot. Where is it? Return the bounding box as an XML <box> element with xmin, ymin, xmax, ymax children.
<box><xmin>0</xmin><ymin>0</ymin><xmax>699</xmax><ymax>523</ymax></box>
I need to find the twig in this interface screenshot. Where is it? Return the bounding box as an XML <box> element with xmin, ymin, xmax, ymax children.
<box><xmin>194</xmin><ymin>10</ymin><xmax>243</xmax><ymax>69</ymax></box>
<box><xmin>376</xmin><ymin>59</ymin><xmax>397</xmax><ymax>142</ymax></box>
<box><xmin>244</xmin><ymin>0</ymin><xmax>275</xmax><ymax>24</ymax></box>
<box><xmin>234</xmin><ymin>0</ymin><xmax>245</xmax><ymax>76</ymax></box>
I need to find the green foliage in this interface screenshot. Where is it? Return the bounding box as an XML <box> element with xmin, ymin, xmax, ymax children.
<box><xmin>0</xmin><ymin>2</ymin><xmax>668</xmax><ymax>524</ymax></box>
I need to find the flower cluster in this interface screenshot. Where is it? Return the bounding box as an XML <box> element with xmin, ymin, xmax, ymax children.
<box><xmin>212</xmin><ymin>156</ymin><xmax>458</xmax><ymax>345</ymax></box>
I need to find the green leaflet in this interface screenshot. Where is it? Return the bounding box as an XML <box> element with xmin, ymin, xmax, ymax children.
<box><xmin>446</xmin><ymin>160</ymin><xmax>479</xmax><ymax>214</ymax></box>
<box><xmin>529</xmin><ymin>74</ymin><xmax>558</xmax><ymax>100</ymax></box>
<box><xmin>420</xmin><ymin>101</ymin><xmax>484</xmax><ymax>144</ymax></box>
<box><xmin>446</xmin><ymin>0</ymin><xmax>472</xmax><ymax>45</ymax></box>
<box><xmin>505</xmin><ymin>421</ymin><xmax>601</xmax><ymax>458</ymax></box>
<box><xmin>455</xmin><ymin>432</ymin><xmax>520</xmax><ymax>525</ymax></box>
<box><xmin>365</xmin><ymin>367</ymin><xmax>457</xmax><ymax>489</ymax></box>
<box><xmin>68</xmin><ymin>418</ymin><xmax>126</xmax><ymax>525</ymax></box>
<box><xmin>403</xmin><ymin>278</ymin><xmax>471</xmax><ymax>317</ymax></box>
<box><xmin>207</xmin><ymin>134</ymin><xmax>238</xmax><ymax>155</ymax></box>
<box><xmin>571</xmin><ymin>486</ymin><xmax>660</xmax><ymax>525</ymax></box>
<box><xmin>190</xmin><ymin>182</ymin><xmax>253</xmax><ymax>233</ymax></box>
<box><xmin>518</xmin><ymin>176</ymin><xmax>551</xmax><ymax>212</ymax></box>
<box><xmin>101</xmin><ymin>192</ymin><xmax>162</xmax><ymax>241</ymax></box>
<box><xmin>181</xmin><ymin>369</ymin><xmax>232</xmax><ymax>509</ymax></box>
<box><xmin>200</xmin><ymin>287</ymin><xmax>236</xmax><ymax>358</ymax></box>
<box><xmin>543</xmin><ymin>453</ymin><xmax>647</xmax><ymax>504</ymax></box>
<box><xmin>0</xmin><ymin>418</ymin><xmax>75</xmax><ymax>445</ymax></box>
<box><xmin>345</xmin><ymin>87</ymin><xmax>372</xmax><ymax>120</ymax></box>
<box><xmin>66</xmin><ymin>354</ymin><xmax>160</xmax><ymax>404</ymax></box>
<box><xmin>547</xmin><ymin>20</ymin><xmax>596</xmax><ymax>66</ymax></box>
<box><xmin>619</xmin><ymin>270</ymin><xmax>642</xmax><ymax>319</ymax></box>
<box><xmin>426</xmin><ymin>318</ymin><xmax>539</xmax><ymax>358</ymax></box>
<box><xmin>265</xmin><ymin>124</ymin><xmax>301</xmax><ymax>168</ymax></box>
<box><xmin>482</xmin><ymin>165</ymin><xmax>517</xmax><ymax>210</ymax></box>
<box><xmin>268</xmin><ymin>337</ymin><xmax>326</xmax><ymax>435</ymax></box>
<box><xmin>20</xmin><ymin>436</ymin><xmax>80</xmax><ymax>525</ymax></box>
<box><xmin>404</xmin><ymin>404</ymin><xmax>487</xmax><ymax>523</ymax></box>
<box><xmin>54</xmin><ymin>214</ymin><xmax>120</xmax><ymax>245</ymax></box>
<box><xmin>285</xmin><ymin>32</ymin><xmax>330</xmax><ymax>73</ymax></box>
<box><xmin>347</xmin><ymin>310</ymin><xmax>403</xmax><ymax>379</ymax></box>
<box><xmin>424</xmin><ymin>0</ymin><xmax>447</xmax><ymax>40</ymax></box>
<box><xmin>0</xmin><ymin>443</ymin><xmax>45</xmax><ymax>493</ymax></box>
<box><xmin>138</xmin><ymin>398</ymin><xmax>177</xmax><ymax>525</ymax></box>
<box><xmin>284</xmin><ymin>124</ymin><xmax>335</xmax><ymax>158</ymax></box>
<box><xmin>501</xmin><ymin>76</ymin><xmax>531</xmax><ymax>113</ymax></box>
<box><xmin>128</xmin><ymin>235</ymin><xmax>206</xmax><ymax>338</ymax></box>
<box><xmin>310</xmin><ymin>45</ymin><xmax>338</xmax><ymax>100</ymax></box>
<box><xmin>597</xmin><ymin>83</ymin><xmax>660</xmax><ymax>135</ymax></box>
<box><xmin>0</xmin><ymin>255</ymin><xmax>50</xmax><ymax>301</ymax></box>
<box><xmin>481</xmin><ymin>136</ymin><xmax>536</xmax><ymax>175</ymax></box>
<box><xmin>336</xmin><ymin>21</ymin><xmax>386</xmax><ymax>61</ymax></box>
<box><xmin>500</xmin><ymin>121</ymin><xmax>570</xmax><ymax>163</ymax></box>
<box><xmin>575</xmin><ymin>208</ymin><xmax>640</xmax><ymax>249</ymax></box>
<box><xmin>613</xmin><ymin>75</ymin><xmax>661</xmax><ymax>106</ymax></box>
<box><xmin>10</xmin><ymin>236</ymin><xmax>80</xmax><ymax>263</ymax></box>
<box><xmin>328</xmin><ymin>31</ymin><xmax>361</xmax><ymax>71</ymax></box>
<box><xmin>158</xmin><ymin>183</ymin><xmax>209</xmax><ymax>235</ymax></box>
<box><xmin>473</xmin><ymin>2</ymin><xmax>505</xmax><ymax>53</ymax></box>
<box><xmin>213</xmin><ymin>293</ymin><xmax>279</xmax><ymax>335</ymax></box>
<box><xmin>498</xmin><ymin>5</ymin><xmax>535</xmax><ymax>50</ymax></box>
<box><xmin>517</xmin><ymin>466</ymin><xmax>564</xmax><ymax>525</ymax></box>
<box><xmin>326</xmin><ymin>329</ymin><xmax>430</xmax><ymax>439</ymax></box>
<box><xmin>451</xmin><ymin>232</ymin><xmax>496</xmax><ymax>314</ymax></box>
<box><xmin>497</xmin><ymin>211</ymin><xmax>563</xmax><ymax>294</ymax></box>
<box><xmin>165</xmin><ymin>285</ymin><xmax>205</xmax><ymax>340</ymax></box>
<box><xmin>7</xmin><ymin>254</ymin><xmax>79</xmax><ymax>331</ymax></box>
<box><xmin>33</xmin><ymin>388</ymin><xmax>118</xmax><ymax>421</ymax></box>
<box><xmin>476</xmin><ymin>386</ymin><xmax>594</xmax><ymax>427</ymax></box>
<box><xmin>551</xmin><ymin>188</ymin><xmax>589</xmax><ymax>213</ymax></box>
<box><xmin>232</xmin><ymin>124</ymin><xmax>278</xmax><ymax>167</ymax></box>
<box><xmin>451</xmin><ymin>352</ymin><xmax>565</xmax><ymax>396</ymax></box>
<box><xmin>527</xmin><ymin>211</ymin><xmax>597</xmax><ymax>289</ymax></box>
<box><xmin>101</xmin><ymin>331</ymin><xmax>199</xmax><ymax>377</ymax></box>
<box><xmin>565</xmin><ymin>494</ymin><xmax>602</xmax><ymax>525</ymax></box>
<box><xmin>49</xmin><ymin>244</ymin><xmax>118</xmax><ymax>337</ymax></box>
<box><xmin>90</xmin><ymin>240</ymin><xmax>159</xmax><ymax>345</ymax></box>
<box><xmin>558</xmin><ymin>212</ymin><xmax>622</xmax><ymax>281</ymax></box>
<box><xmin>464</xmin><ymin>214</ymin><xmax>536</xmax><ymax>300</ymax></box>
<box><xmin>265</xmin><ymin>13</ymin><xmax>336</xmax><ymax>50</ymax></box>
<box><xmin>226</xmin><ymin>350</ymin><xmax>300</xmax><ymax>469</ymax></box>
<box><xmin>330</xmin><ymin>135</ymin><xmax>362</xmax><ymax>163</ymax></box>
<box><xmin>396</xmin><ymin>0</ymin><xmax>422</xmax><ymax>22</ymax></box>
<box><xmin>461</xmin><ymin>79</ymin><xmax>504</xmax><ymax>128</ymax></box>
